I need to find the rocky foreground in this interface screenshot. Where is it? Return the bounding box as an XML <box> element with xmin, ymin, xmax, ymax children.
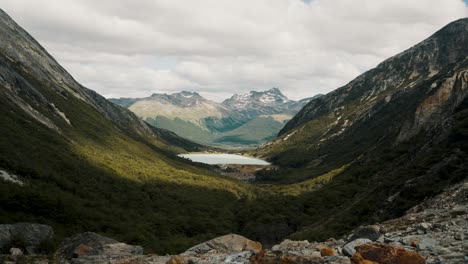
<box><xmin>1</xmin><ymin>180</ymin><xmax>466</xmax><ymax>264</ymax></box>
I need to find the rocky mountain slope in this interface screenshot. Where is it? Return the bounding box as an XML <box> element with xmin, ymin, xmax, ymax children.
<box><xmin>251</xmin><ymin>17</ymin><xmax>467</xmax><ymax>243</ymax></box>
<box><xmin>259</xmin><ymin>18</ymin><xmax>468</xmax><ymax>168</ymax></box>
<box><xmin>110</xmin><ymin>89</ymin><xmax>320</xmax><ymax>146</ymax></box>
<box><xmin>0</xmin><ymin>8</ymin><xmax>251</xmax><ymax>253</ymax></box>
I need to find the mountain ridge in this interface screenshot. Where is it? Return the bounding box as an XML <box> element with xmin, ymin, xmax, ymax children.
<box><xmin>110</xmin><ymin>88</ymin><xmax>322</xmax><ymax>146</ymax></box>
<box><xmin>0</xmin><ymin>8</ymin><xmax>252</xmax><ymax>253</ymax></box>
<box><xmin>250</xmin><ymin>17</ymin><xmax>468</xmax><ymax>244</ymax></box>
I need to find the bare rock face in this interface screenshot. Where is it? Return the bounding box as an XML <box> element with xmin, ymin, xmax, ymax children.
<box><xmin>351</xmin><ymin>243</ymin><xmax>425</xmax><ymax>264</ymax></box>
<box><xmin>183</xmin><ymin>234</ymin><xmax>262</xmax><ymax>256</ymax></box>
<box><xmin>170</xmin><ymin>234</ymin><xmax>262</xmax><ymax>264</ymax></box>
<box><xmin>258</xmin><ymin>239</ymin><xmax>351</xmax><ymax>264</ymax></box>
<box><xmin>375</xmin><ymin>179</ymin><xmax>468</xmax><ymax>264</ymax></box>
<box><xmin>0</xmin><ymin>223</ymin><xmax>54</xmax><ymax>254</ymax></box>
<box><xmin>54</xmin><ymin>232</ymin><xmax>143</xmax><ymax>262</ymax></box>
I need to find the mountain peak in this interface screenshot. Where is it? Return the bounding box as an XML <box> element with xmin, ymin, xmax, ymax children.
<box><xmin>266</xmin><ymin>87</ymin><xmax>283</xmax><ymax>95</ymax></box>
<box><xmin>178</xmin><ymin>91</ymin><xmax>201</xmax><ymax>97</ymax></box>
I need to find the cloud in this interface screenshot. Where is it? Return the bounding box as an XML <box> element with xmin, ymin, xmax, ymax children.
<box><xmin>2</xmin><ymin>0</ymin><xmax>467</xmax><ymax>101</ymax></box>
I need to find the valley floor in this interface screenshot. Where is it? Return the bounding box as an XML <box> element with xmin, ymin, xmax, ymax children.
<box><xmin>1</xmin><ymin>179</ymin><xmax>466</xmax><ymax>264</ymax></box>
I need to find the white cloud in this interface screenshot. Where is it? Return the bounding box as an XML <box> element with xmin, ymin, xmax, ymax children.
<box><xmin>1</xmin><ymin>0</ymin><xmax>467</xmax><ymax>101</ymax></box>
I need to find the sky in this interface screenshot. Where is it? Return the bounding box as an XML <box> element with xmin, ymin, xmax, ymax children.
<box><xmin>2</xmin><ymin>0</ymin><xmax>467</xmax><ymax>101</ymax></box>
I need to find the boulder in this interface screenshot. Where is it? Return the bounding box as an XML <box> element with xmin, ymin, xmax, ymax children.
<box><xmin>0</xmin><ymin>223</ymin><xmax>53</xmax><ymax>254</ymax></box>
<box><xmin>9</xmin><ymin>247</ymin><xmax>23</xmax><ymax>256</ymax></box>
<box><xmin>349</xmin><ymin>226</ymin><xmax>380</xmax><ymax>242</ymax></box>
<box><xmin>54</xmin><ymin>232</ymin><xmax>143</xmax><ymax>260</ymax></box>
<box><xmin>320</xmin><ymin>246</ymin><xmax>337</xmax><ymax>257</ymax></box>
<box><xmin>350</xmin><ymin>243</ymin><xmax>425</xmax><ymax>264</ymax></box>
<box><xmin>182</xmin><ymin>234</ymin><xmax>261</xmax><ymax>255</ymax></box>
<box><xmin>342</xmin><ymin>239</ymin><xmax>372</xmax><ymax>257</ymax></box>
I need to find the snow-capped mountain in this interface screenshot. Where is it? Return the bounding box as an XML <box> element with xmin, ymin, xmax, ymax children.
<box><xmin>110</xmin><ymin>88</ymin><xmax>321</xmax><ymax>146</ymax></box>
<box><xmin>222</xmin><ymin>88</ymin><xmax>318</xmax><ymax>119</ymax></box>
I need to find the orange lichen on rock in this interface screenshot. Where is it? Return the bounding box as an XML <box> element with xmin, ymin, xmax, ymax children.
<box><xmin>351</xmin><ymin>243</ymin><xmax>426</xmax><ymax>264</ymax></box>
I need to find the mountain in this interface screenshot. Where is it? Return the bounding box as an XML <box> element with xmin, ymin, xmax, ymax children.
<box><xmin>0</xmin><ymin>9</ymin><xmax>251</xmax><ymax>253</ymax></box>
<box><xmin>252</xmin><ymin>18</ymin><xmax>467</xmax><ymax>239</ymax></box>
<box><xmin>222</xmin><ymin>88</ymin><xmax>307</xmax><ymax>118</ymax></box>
<box><xmin>2</xmin><ymin>8</ymin><xmax>467</xmax><ymax>259</ymax></box>
<box><xmin>110</xmin><ymin>88</ymin><xmax>319</xmax><ymax>146</ymax></box>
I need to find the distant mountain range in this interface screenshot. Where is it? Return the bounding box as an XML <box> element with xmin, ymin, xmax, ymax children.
<box><xmin>110</xmin><ymin>88</ymin><xmax>321</xmax><ymax>146</ymax></box>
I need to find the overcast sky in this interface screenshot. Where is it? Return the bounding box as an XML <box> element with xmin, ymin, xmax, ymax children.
<box><xmin>2</xmin><ymin>0</ymin><xmax>467</xmax><ymax>101</ymax></box>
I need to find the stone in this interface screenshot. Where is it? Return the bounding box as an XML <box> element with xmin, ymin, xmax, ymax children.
<box><xmin>417</xmin><ymin>237</ymin><xmax>437</xmax><ymax>251</ymax></box>
<box><xmin>0</xmin><ymin>223</ymin><xmax>54</xmax><ymax>254</ymax></box>
<box><xmin>349</xmin><ymin>226</ymin><xmax>380</xmax><ymax>242</ymax></box>
<box><xmin>250</xmin><ymin>249</ymin><xmax>268</xmax><ymax>264</ymax></box>
<box><xmin>343</xmin><ymin>239</ymin><xmax>372</xmax><ymax>257</ymax></box>
<box><xmin>183</xmin><ymin>234</ymin><xmax>262</xmax><ymax>256</ymax></box>
<box><xmin>351</xmin><ymin>243</ymin><xmax>425</xmax><ymax>264</ymax></box>
<box><xmin>166</xmin><ymin>255</ymin><xmax>187</xmax><ymax>264</ymax></box>
<box><xmin>410</xmin><ymin>240</ymin><xmax>419</xmax><ymax>248</ymax></box>
<box><xmin>436</xmin><ymin>247</ymin><xmax>451</xmax><ymax>255</ymax></box>
<box><xmin>453</xmin><ymin>233</ymin><xmax>464</xmax><ymax>240</ymax></box>
<box><xmin>320</xmin><ymin>246</ymin><xmax>337</xmax><ymax>256</ymax></box>
<box><xmin>224</xmin><ymin>251</ymin><xmax>254</xmax><ymax>263</ymax></box>
<box><xmin>54</xmin><ymin>232</ymin><xmax>143</xmax><ymax>260</ymax></box>
<box><xmin>271</xmin><ymin>239</ymin><xmax>310</xmax><ymax>252</ymax></box>
<box><xmin>9</xmin><ymin>247</ymin><xmax>23</xmax><ymax>256</ymax></box>
<box><xmin>419</xmin><ymin>223</ymin><xmax>431</xmax><ymax>231</ymax></box>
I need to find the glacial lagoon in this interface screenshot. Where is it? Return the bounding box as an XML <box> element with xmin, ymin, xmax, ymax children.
<box><xmin>178</xmin><ymin>153</ymin><xmax>270</xmax><ymax>165</ymax></box>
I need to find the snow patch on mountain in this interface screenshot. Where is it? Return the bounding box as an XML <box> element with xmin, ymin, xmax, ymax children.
<box><xmin>0</xmin><ymin>169</ymin><xmax>24</xmax><ymax>186</ymax></box>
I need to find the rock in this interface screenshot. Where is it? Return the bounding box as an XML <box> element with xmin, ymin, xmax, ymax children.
<box><xmin>182</xmin><ymin>234</ymin><xmax>261</xmax><ymax>255</ymax></box>
<box><xmin>271</xmin><ymin>239</ymin><xmax>310</xmax><ymax>252</ymax></box>
<box><xmin>410</xmin><ymin>240</ymin><xmax>419</xmax><ymax>248</ymax></box>
<box><xmin>418</xmin><ymin>223</ymin><xmax>431</xmax><ymax>231</ymax></box>
<box><xmin>224</xmin><ymin>251</ymin><xmax>254</xmax><ymax>263</ymax></box>
<box><xmin>276</xmin><ymin>255</ymin><xmax>350</xmax><ymax>264</ymax></box>
<box><xmin>250</xmin><ymin>250</ymin><xmax>271</xmax><ymax>264</ymax></box>
<box><xmin>343</xmin><ymin>239</ymin><xmax>372</xmax><ymax>257</ymax></box>
<box><xmin>0</xmin><ymin>223</ymin><xmax>53</xmax><ymax>254</ymax></box>
<box><xmin>349</xmin><ymin>226</ymin><xmax>381</xmax><ymax>242</ymax></box>
<box><xmin>417</xmin><ymin>237</ymin><xmax>437</xmax><ymax>251</ymax></box>
<box><xmin>54</xmin><ymin>232</ymin><xmax>143</xmax><ymax>260</ymax></box>
<box><xmin>351</xmin><ymin>243</ymin><xmax>425</xmax><ymax>264</ymax></box>
<box><xmin>320</xmin><ymin>246</ymin><xmax>337</xmax><ymax>257</ymax></box>
<box><xmin>166</xmin><ymin>255</ymin><xmax>187</xmax><ymax>264</ymax></box>
<box><xmin>453</xmin><ymin>233</ymin><xmax>464</xmax><ymax>240</ymax></box>
<box><xmin>9</xmin><ymin>247</ymin><xmax>23</xmax><ymax>256</ymax></box>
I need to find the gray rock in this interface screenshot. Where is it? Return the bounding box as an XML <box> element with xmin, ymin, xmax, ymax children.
<box><xmin>182</xmin><ymin>234</ymin><xmax>261</xmax><ymax>256</ymax></box>
<box><xmin>349</xmin><ymin>225</ymin><xmax>381</xmax><ymax>242</ymax></box>
<box><xmin>224</xmin><ymin>251</ymin><xmax>254</xmax><ymax>264</ymax></box>
<box><xmin>419</xmin><ymin>222</ymin><xmax>431</xmax><ymax>230</ymax></box>
<box><xmin>0</xmin><ymin>223</ymin><xmax>54</xmax><ymax>254</ymax></box>
<box><xmin>453</xmin><ymin>233</ymin><xmax>464</xmax><ymax>240</ymax></box>
<box><xmin>417</xmin><ymin>237</ymin><xmax>437</xmax><ymax>251</ymax></box>
<box><xmin>376</xmin><ymin>235</ymin><xmax>385</xmax><ymax>243</ymax></box>
<box><xmin>9</xmin><ymin>247</ymin><xmax>23</xmax><ymax>256</ymax></box>
<box><xmin>342</xmin><ymin>239</ymin><xmax>372</xmax><ymax>256</ymax></box>
<box><xmin>54</xmin><ymin>232</ymin><xmax>142</xmax><ymax>261</ymax></box>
